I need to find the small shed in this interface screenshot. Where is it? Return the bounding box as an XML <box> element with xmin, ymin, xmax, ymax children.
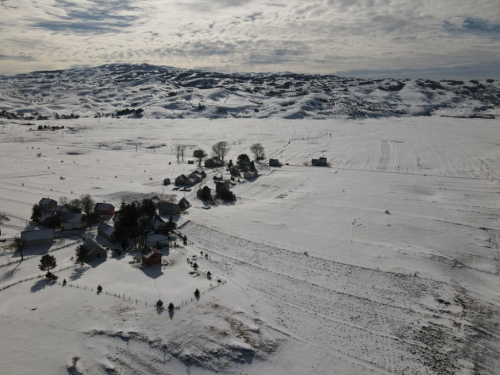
<box><xmin>163</xmin><ymin>178</ymin><xmax>171</xmax><ymax>186</ymax></box>
<box><xmin>20</xmin><ymin>229</ymin><xmax>54</xmax><ymax>249</ymax></box>
<box><xmin>188</xmin><ymin>160</ymin><xmax>194</xmax><ymax>165</ymax></box>
<box><xmin>97</xmin><ymin>222</ymin><xmax>115</xmax><ymax>242</ymax></box>
<box><xmin>83</xmin><ymin>237</ymin><xmax>107</xmax><ymax>260</ymax></box>
<box><xmin>175</xmin><ymin>174</ymin><xmax>187</xmax><ymax>185</ymax></box>
<box><xmin>141</xmin><ymin>246</ymin><xmax>162</xmax><ymax>266</ymax></box>
<box><xmin>269</xmin><ymin>159</ymin><xmax>280</xmax><ymax>167</ymax></box>
<box><xmin>193</xmin><ymin>150</ymin><xmax>205</xmax><ymax>158</ymax></box>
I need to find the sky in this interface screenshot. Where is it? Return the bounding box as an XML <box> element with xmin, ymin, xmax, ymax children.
<box><xmin>0</xmin><ymin>0</ymin><xmax>499</xmax><ymax>79</ymax></box>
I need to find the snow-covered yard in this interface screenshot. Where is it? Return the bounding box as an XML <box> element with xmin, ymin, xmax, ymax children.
<box><xmin>0</xmin><ymin>116</ymin><xmax>499</xmax><ymax>374</ymax></box>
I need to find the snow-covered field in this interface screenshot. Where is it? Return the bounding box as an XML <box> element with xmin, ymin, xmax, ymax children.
<box><xmin>0</xmin><ymin>116</ymin><xmax>500</xmax><ymax>374</ymax></box>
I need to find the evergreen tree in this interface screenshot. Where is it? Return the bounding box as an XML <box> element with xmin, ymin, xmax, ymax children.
<box><xmin>39</xmin><ymin>254</ymin><xmax>57</xmax><ymax>278</ymax></box>
<box><xmin>194</xmin><ymin>289</ymin><xmax>200</xmax><ymax>297</ymax></box>
<box><xmin>193</xmin><ymin>262</ymin><xmax>198</xmax><ymax>270</ymax></box>
<box><xmin>97</xmin><ymin>285</ymin><xmax>102</xmax><ymax>292</ymax></box>
<box><xmin>168</xmin><ymin>302</ymin><xmax>174</xmax><ymax>311</ymax></box>
<box><xmin>75</xmin><ymin>244</ymin><xmax>89</xmax><ymax>267</ymax></box>
<box><xmin>31</xmin><ymin>203</ymin><xmax>41</xmax><ymax>223</ymax></box>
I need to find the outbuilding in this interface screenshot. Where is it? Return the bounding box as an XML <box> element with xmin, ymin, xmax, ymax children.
<box><xmin>83</xmin><ymin>237</ymin><xmax>107</xmax><ymax>260</ymax></box>
<box><xmin>97</xmin><ymin>222</ymin><xmax>115</xmax><ymax>242</ymax></box>
<box><xmin>20</xmin><ymin>229</ymin><xmax>54</xmax><ymax>249</ymax></box>
<box><xmin>141</xmin><ymin>246</ymin><xmax>163</xmax><ymax>266</ymax></box>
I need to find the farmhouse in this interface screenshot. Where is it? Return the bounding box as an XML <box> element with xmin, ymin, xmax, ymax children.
<box><xmin>175</xmin><ymin>174</ymin><xmax>187</xmax><ymax>185</ymax></box>
<box><xmin>39</xmin><ymin>197</ymin><xmax>57</xmax><ymax>211</ymax></box>
<box><xmin>205</xmin><ymin>156</ymin><xmax>223</xmax><ymax>168</ymax></box>
<box><xmin>141</xmin><ymin>246</ymin><xmax>162</xmax><ymax>266</ymax></box>
<box><xmin>83</xmin><ymin>237</ymin><xmax>107</xmax><ymax>260</ymax></box>
<box><xmin>146</xmin><ymin>232</ymin><xmax>169</xmax><ymax>248</ymax></box>
<box><xmin>20</xmin><ymin>229</ymin><xmax>54</xmax><ymax>249</ymax></box>
<box><xmin>94</xmin><ymin>203</ymin><xmax>115</xmax><ymax>215</ymax></box>
<box><xmin>61</xmin><ymin>212</ymin><xmax>84</xmax><ymax>230</ymax></box>
<box><xmin>97</xmin><ymin>222</ymin><xmax>115</xmax><ymax>242</ymax></box>
<box><xmin>159</xmin><ymin>202</ymin><xmax>180</xmax><ymax>216</ymax></box>
<box><xmin>147</xmin><ymin>213</ymin><xmax>165</xmax><ymax>230</ymax></box>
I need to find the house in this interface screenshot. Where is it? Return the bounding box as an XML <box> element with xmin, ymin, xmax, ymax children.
<box><xmin>20</xmin><ymin>229</ymin><xmax>54</xmax><ymax>248</ymax></box>
<box><xmin>147</xmin><ymin>213</ymin><xmax>166</xmax><ymax>230</ymax></box>
<box><xmin>179</xmin><ymin>197</ymin><xmax>190</xmax><ymax>210</ymax></box>
<box><xmin>175</xmin><ymin>174</ymin><xmax>187</xmax><ymax>185</ymax></box>
<box><xmin>205</xmin><ymin>156</ymin><xmax>223</xmax><ymax>168</ymax></box>
<box><xmin>94</xmin><ymin>203</ymin><xmax>115</xmax><ymax>216</ymax></box>
<box><xmin>56</xmin><ymin>204</ymin><xmax>81</xmax><ymax>215</ymax></box>
<box><xmin>189</xmin><ymin>172</ymin><xmax>203</xmax><ymax>182</ymax></box>
<box><xmin>97</xmin><ymin>222</ymin><xmax>115</xmax><ymax>242</ymax></box>
<box><xmin>61</xmin><ymin>212</ymin><xmax>84</xmax><ymax>230</ymax></box>
<box><xmin>269</xmin><ymin>159</ymin><xmax>280</xmax><ymax>167</ymax></box>
<box><xmin>146</xmin><ymin>232</ymin><xmax>169</xmax><ymax>248</ymax></box>
<box><xmin>39</xmin><ymin>211</ymin><xmax>56</xmax><ymax>226</ymax></box>
<box><xmin>39</xmin><ymin>198</ymin><xmax>57</xmax><ymax>211</ymax></box>
<box><xmin>243</xmin><ymin>171</ymin><xmax>257</xmax><ymax>179</ymax></box>
<box><xmin>195</xmin><ymin>169</ymin><xmax>207</xmax><ymax>178</ymax></box>
<box><xmin>215</xmin><ymin>180</ymin><xmax>231</xmax><ymax>194</ymax></box>
<box><xmin>163</xmin><ymin>178</ymin><xmax>171</xmax><ymax>186</ymax></box>
<box><xmin>159</xmin><ymin>202</ymin><xmax>180</xmax><ymax>216</ymax></box>
<box><xmin>193</xmin><ymin>150</ymin><xmax>205</xmax><ymax>158</ymax></box>
<box><xmin>184</xmin><ymin>177</ymin><xmax>197</xmax><ymax>186</ymax></box>
<box><xmin>145</xmin><ymin>195</ymin><xmax>161</xmax><ymax>208</ymax></box>
<box><xmin>83</xmin><ymin>237</ymin><xmax>107</xmax><ymax>260</ymax></box>
<box><xmin>141</xmin><ymin>246</ymin><xmax>163</xmax><ymax>266</ymax></box>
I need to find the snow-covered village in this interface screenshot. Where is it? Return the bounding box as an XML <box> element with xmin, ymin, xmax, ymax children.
<box><xmin>1</xmin><ymin>0</ymin><xmax>500</xmax><ymax>374</ymax></box>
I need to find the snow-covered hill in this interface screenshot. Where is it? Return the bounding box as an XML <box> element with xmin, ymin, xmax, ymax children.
<box><xmin>0</xmin><ymin>63</ymin><xmax>499</xmax><ymax>120</ymax></box>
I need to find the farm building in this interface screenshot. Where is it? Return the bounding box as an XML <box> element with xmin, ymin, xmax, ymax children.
<box><xmin>193</xmin><ymin>150</ymin><xmax>205</xmax><ymax>158</ymax></box>
<box><xmin>146</xmin><ymin>233</ymin><xmax>169</xmax><ymax>248</ymax></box>
<box><xmin>175</xmin><ymin>174</ymin><xmax>187</xmax><ymax>185</ymax></box>
<box><xmin>244</xmin><ymin>171</ymin><xmax>257</xmax><ymax>179</ymax></box>
<box><xmin>195</xmin><ymin>169</ymin><xmax>207</xmax><ymax>178</ymax></box>
<box><xmin>216</xmin><ymin>180</ymin><xmax>231</xmax><ymax>194</ymax></box>
<box><xmin>159</xmin><ymin>202</ymin><xmax>180</xmax><ymax>216</ymax></box>
<box><xmin>39</xmin><ymin>198</ymin><xmax>57</xmax><ymax>211</ymax></box>
<box><xmin>189</xmin><ymin>172</ymin><xmax>204</xmax><ymax>182</ymax></box>
<box><xmin>83</xmin><ymin>237</ymin><xmax>107</xmax><ymax>261</ymax></box>
<box><xmin>188</xmin><ymin>160</ymin><xmax>194</xmax><ymax>165</ymax></box>
<box><xmin>20</xmin><ymin>229</ymin><xmax>54</xmax><ymax>249</ymax></box>
<box><xmin>179</xmin><ymin>197</ymin><xmax>190</xmax><ymax>210</ymax></box>
<box><xmin>312</xmin><ymin>157</ymin><xmax>327</xmax><ymax>166</ymax></box>
<box><xmin>163</xmin><ymin>178</ymin><xmax>171</xmax><ymax>186</ymax></box>
<box><xmin>94</xmin><ymin>203</ymin><xmax>115</xmax><ymax>215</ymax></box>
<box><xmin>141</xmin><ymin>246</ymin><xmax>162</xmax><ymax>266</ymax></box>
<box><xmin>61</xmin><ymin>212</ymin><xmax>84</xmax><ymax>230</ymax></box>
<box><xmin>97</xmin><ymin>222</ymin><xmax>115</xmax><ymax>242</ymax></box>
<box><xmin>147</xmin><ymin>213</ymin><xmax>165</xmax><ymax>230</ymax></box>
<box><xmin>205</xmin><ymin>156</ymin><xmax>223</xmax><ymax>168</ymax></box>
<box><xmin>184</xmin><ymin>177</ymin><xmax>197</xmax><ymax>186</ymax></box>
<box><xmin>269</xmin><ymin>159</ymin><xmax>280</xmax><ymax>167</ymax></box>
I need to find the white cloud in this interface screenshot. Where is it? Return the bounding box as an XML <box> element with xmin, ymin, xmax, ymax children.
<box><xmin>0</xmin><ymin>0</ymin><xmax>499</xmax><ymax>77</ymax></box>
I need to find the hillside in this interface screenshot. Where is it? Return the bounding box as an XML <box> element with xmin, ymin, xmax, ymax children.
<box><xmin>0</xmin><ymin>63</ymin><xmax>499</xmax><ymax>120</ymax></box>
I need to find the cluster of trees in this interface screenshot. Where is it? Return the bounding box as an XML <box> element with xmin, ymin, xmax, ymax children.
<box><xmin>37</xmin><ymin>125</ymin><xmax>64</xmax><ymax>131</ymax></box>
<box><xmin>113</xmin><ymin>200</ymin><xmax>177</xmax><ymax>249</ymax></box>
<box><xmin>115</xmin><ymin>108</ymin><xmax>144</xmax><ymax>117</ymax></box>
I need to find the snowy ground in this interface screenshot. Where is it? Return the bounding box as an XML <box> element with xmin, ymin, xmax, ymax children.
<box><xmin>0</xmin><ymin>117</ymin><xmax>499</xmax><ymax>374</ymax></box>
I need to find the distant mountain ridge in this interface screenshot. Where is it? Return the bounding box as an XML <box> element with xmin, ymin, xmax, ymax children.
<box><xmin>0</xmin><ymin>63</ymin><xmax>499</xmax><ymax>120</ymax></box>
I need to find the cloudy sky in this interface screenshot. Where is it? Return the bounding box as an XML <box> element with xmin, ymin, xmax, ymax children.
<box><xmin>0</xmin><ymin>0</ymin><xmax>499</xmax><ymax>78</ymax></box>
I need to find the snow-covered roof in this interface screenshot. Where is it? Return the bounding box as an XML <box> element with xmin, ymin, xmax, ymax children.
<box><xmin>61</xmin><ymin>212</ymin><xmax>83</xmax><ymax>224</ymax></box>
<box><xmin>97</xmin><ymin>222</ymin><xmax>115</xmax><ymax>237</ymax></box>
<box><xmin>147</xmin><ymin>233</ymin><xmax>169</xmax><ymax>242</ymax></box>
<box><xmin>83</xmin><ymin>237</ymin><xmax>105</xmax><ymax>255</ymax></box>
<box><xmin>39</xmin><ymin>197</ymin><xmax>56</xmax><ymax>205</ymax></box>
<box><xmin>21</xmin><ymin>229</ymin><xmax>54</xmax><ymax>241</ymax></box>
<box><xmin>159</xmin><ymin>202</ymin><xmax>178</xmax><ymax>211</ymax></box>
<box><xmin>142</xmin><ymin>247</ymin><xmax>161</xmax><ymax>259</ymax></box>
<box><xmin>148</xmin><ymin>214</ymin><xmax>165</xmax><ymax>230</ymax></box>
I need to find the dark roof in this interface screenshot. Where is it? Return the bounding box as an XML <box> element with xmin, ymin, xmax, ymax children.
<box><xmin>21</xmin><ymin>229</ymin><xmax>54</xmax><ymax>241</ymax></box>
<box><xmin>97</xmin><ymin>222</ymin><xmax>115</xmax><ymax>237</ymax></box>
<box><xmin>95</xmin><ymin>203</ymin><xmax>114</xmax><ymax>211</ymax></box>
<box><xmin>179</xmin><ymin>197</ymin><xmax>190</xmax><ymax>210</ymax></box>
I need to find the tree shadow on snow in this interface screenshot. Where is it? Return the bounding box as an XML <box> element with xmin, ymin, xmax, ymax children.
<box><xmin>69</xmin><ymin>266</ymin><xmax>89</xmax><ymax>281</ymax></box>
<box><xmin>30</xmin><ymin>278</ymin><xmax>50</xmax><ymax>293</ymax></box>
<box><xmin>0</xmin><ymin>261</ymin><xmax>22</xmax><ymax>283</ymax></box>
<box><xmin>140</xmin><ymin>264</ymin><xmax>163</xmax><ymax>279</ymax></box>
<box><xmin>12</xmin><ymin>244</ymin><xmax>52</xmax><ymax>258</ymax></box>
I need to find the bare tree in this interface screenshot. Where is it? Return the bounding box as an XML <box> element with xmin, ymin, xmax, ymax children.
<box><xmin>69</xmin><ymin>198</ymin><xmax>83</xmax><ymax>211</ymax></box>
<box><xmin>180</xmin><ymin>145</ymin><xmax>186</xmax><ymax>160</ymax></box>
<box><xmin>195</xmin><ymin>149</ymin><xmax>207</xmax><ymax>166</ymax></box>
<box><xmin>80</xmin><ymin>194</ymin><xmax>95</xmax><ymax>215</ymax></box>
<box><xmin>250</xmin><ymin>143</ymin><xmax>265</xmax><ymax>161</ymax></box>
<box><xmin>59</xmin><ymin>196</ymin><xmax>69</xmax><ymax>205</ymax></box>
<box><xmin>212</xmin><ymin>141</ymin><xmax>230</xmax><ymax>163</ymax></box>
<box><xmin>175</xmin><ymin>145</ymin><xmax>182</xmax><ymax>161</ymax></box>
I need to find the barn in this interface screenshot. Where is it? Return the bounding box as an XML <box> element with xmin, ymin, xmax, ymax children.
<box><xmin>20</xmin><ymin>229</ymin><xmax>54</xmax><ymax>249</ymax></box>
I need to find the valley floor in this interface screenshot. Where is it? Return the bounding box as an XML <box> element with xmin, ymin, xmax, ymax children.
<box><xmin>0</xmin><ymin>117</ymin><xmax>499</xmax><ymax>374</ymax></box>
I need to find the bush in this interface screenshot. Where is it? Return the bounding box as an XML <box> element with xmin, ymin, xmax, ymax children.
<box><xmin>168</xmin><ymin>302</ymin><xmax>174</xmax><ymax>311</ymax></box>
<box><xmin>97</xmin><ymin>285</ymin><xmax>103</xmax><ymax>292</ymax></box>
<box><xmin>194</xmin><ymin>289</ymin><xmax>200</xmax><ymax>297</ymax></box>
<box><xmin>156</xmin><ymin>300</ymin><xmax>164</xmax><ymax>308</ymax></box>
<box><xmin>62</xmin><ymin>279</ymin><xmax>67</xmax><ymax>286</ymax></box>
<box><xmin>207</xmin><ymin>271</ymin><xmax>211</xmax><ymax>277</ymax></box>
